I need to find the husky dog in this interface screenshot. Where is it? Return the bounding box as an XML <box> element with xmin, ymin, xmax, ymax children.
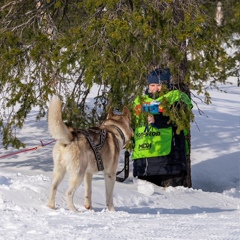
<box><xmin>47</xmin><ymin>96</ymin><xmax>133</xmax><ymax>211</ymax></box>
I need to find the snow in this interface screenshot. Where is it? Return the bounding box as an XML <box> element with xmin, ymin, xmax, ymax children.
<box><xmin>0</xmin><ymin>78</ymin><xmax>239</xmax><ymax>240</ymax></box>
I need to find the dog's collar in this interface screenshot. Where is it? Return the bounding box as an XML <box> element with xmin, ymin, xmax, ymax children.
<box><xmin>110</xmin><ymin>125</ymin><xmax>126</xmax><ymax>146</ymax></box>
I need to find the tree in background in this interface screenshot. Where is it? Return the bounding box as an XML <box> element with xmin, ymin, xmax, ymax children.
<box><xmin>0</xmin><ymin>0</ymin><xmax>239</xmax><ymax>186</ymax></box>
<box><xmin>202</xmin><ymin>0</ymin><xmax>240</xmax><ymax>84</ymax></box>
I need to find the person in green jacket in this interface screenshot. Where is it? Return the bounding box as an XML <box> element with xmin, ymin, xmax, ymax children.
<box><xmin>132</xmin><ymin>68</ymin><xmax>193</xmax><ymax>187</ymax></box>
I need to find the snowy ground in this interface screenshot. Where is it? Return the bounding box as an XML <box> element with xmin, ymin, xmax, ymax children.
<box><xmin>0</xmin><ymin>78</ymin><xmax>239</xmax><ymax>240</ymax></box>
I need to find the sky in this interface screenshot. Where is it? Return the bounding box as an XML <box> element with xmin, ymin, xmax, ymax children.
<box><xmin>0</xmin><ymin>77</ymin><xmax>239</xmax><ymax>240</ymax></box>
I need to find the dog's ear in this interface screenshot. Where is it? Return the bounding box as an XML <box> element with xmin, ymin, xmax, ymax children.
<box><xmin>107</xmin><ymin>107</ymin><xmax>114</xmax><ymax>119</ymax></box>
<box><xmin>122</xmin><ymin>106</ymin><xmax>131</xmax><ymax>120</ymax></box>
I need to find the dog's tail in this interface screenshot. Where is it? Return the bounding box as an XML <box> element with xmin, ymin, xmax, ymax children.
<box><xmin>48</xmin><ymin>95</ymin><xmax>73</xmax><ymax>145</ymax></box>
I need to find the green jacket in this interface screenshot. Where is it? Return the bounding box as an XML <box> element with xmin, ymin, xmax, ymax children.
<box><xmin>132</xmin><ymin>90</ymin><xmax>193</xmax><ymax>160</ymax></box>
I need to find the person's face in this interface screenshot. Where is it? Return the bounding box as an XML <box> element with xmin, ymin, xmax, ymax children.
<box><xmin>149</xmin><ymin>83</ymin><xmax>162</xmax><ymax>93</ymax></box>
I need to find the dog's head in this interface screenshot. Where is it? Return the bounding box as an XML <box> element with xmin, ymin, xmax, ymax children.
<box><xmin>105</xmin><ymin>106</ymin><xmax>134</xmax><ymax>142</ymax></box>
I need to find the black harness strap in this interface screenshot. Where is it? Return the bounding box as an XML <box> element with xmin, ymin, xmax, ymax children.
<box><xmin>78</xmin><ymin>128</ymin><xmax>107</xmax><ymax>171</ymax></box>
<box><xmin>116</xmin><ymin>150</ymin><xmax>130</xmax><ymax>182</ymax></box>
<box><xmin>76</xmin><ymin>125</ymin><xmax>129</xmax><ymax>182</ymax></box>
<box><xmin>109</xmin><ymin>125</ymin><xmax>125</xmax><ymax>146</ymax></box>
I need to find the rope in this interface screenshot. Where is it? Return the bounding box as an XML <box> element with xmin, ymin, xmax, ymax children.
<box><xmin>0</xmin><ymin>140</ymin><xmax>56</xmax><ymax>159</ymax></box>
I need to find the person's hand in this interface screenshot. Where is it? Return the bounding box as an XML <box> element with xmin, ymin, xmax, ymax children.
<box><xmin>147</xmin><ymin>115</ymin><xmax>155</xmax><ymax>124</ymax></box>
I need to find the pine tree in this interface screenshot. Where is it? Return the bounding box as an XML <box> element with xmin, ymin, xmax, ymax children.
<box><xmin>0</xmin><ymin>0</ymin><xmax>239</xmax><ymax>186</ymax></box>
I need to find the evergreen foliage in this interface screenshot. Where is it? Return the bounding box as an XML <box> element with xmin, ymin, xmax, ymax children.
<box><xmin>0</xmin><ymin>0</ymin><xmax>239</xmax><ymax>149</ymax></box>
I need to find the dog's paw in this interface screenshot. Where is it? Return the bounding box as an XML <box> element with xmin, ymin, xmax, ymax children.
<box><xmin>84</xmin><ymin>204</ymin><xmax>92</xmax><ymax>210</ymax></box>
<box><xmin>47</xmin><ymin>203</ymin><xmax>56</xmax><ymax>209</ymax></box>
<box><xmin>107</xmin><ymin>205</ymin><xmax>115</xmax><ymax>211</ymax></box>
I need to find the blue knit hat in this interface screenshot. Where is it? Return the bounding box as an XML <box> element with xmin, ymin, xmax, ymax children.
<box><xmin>147</xmin><ymin>68</ymin><xmax>171</xmax><ymax>87</ymax></box>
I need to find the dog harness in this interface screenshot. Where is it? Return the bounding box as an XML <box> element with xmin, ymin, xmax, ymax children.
<box><xmin>78</xmin><ymin>127</ymin><xmax>107</xmax><ymax>171</ymax></box>
<box><xmin>77</xmin><ymin>125</ymin><xmax>126</xmax><ymax>172</ymax></box>
<box><xmin>110</xmin><ymin>125</ymin><xmax>126</xmax><ymax>146</ymax></box>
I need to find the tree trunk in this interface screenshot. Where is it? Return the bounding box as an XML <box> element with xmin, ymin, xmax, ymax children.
<box><xmin>171</xmin><ymin>0</ymin><xmax>192</xmax><ymax>188</ymax></box>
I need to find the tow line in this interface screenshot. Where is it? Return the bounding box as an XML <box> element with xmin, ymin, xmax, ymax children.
<box><xmin>0</xmin><ymin>140</ymin><xmax>56</xmax><ymax>159</ymax></box>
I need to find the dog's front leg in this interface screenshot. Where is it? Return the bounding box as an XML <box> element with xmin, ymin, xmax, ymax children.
<box><xmin>84</xmin><ymin>172</ymin><xmax>93</xmax><ymax>210</ymax></box>
<box><xmin>104</xmin><ymin>172</ymin><xmax>116</xmax><ymax>211</ymax></box>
